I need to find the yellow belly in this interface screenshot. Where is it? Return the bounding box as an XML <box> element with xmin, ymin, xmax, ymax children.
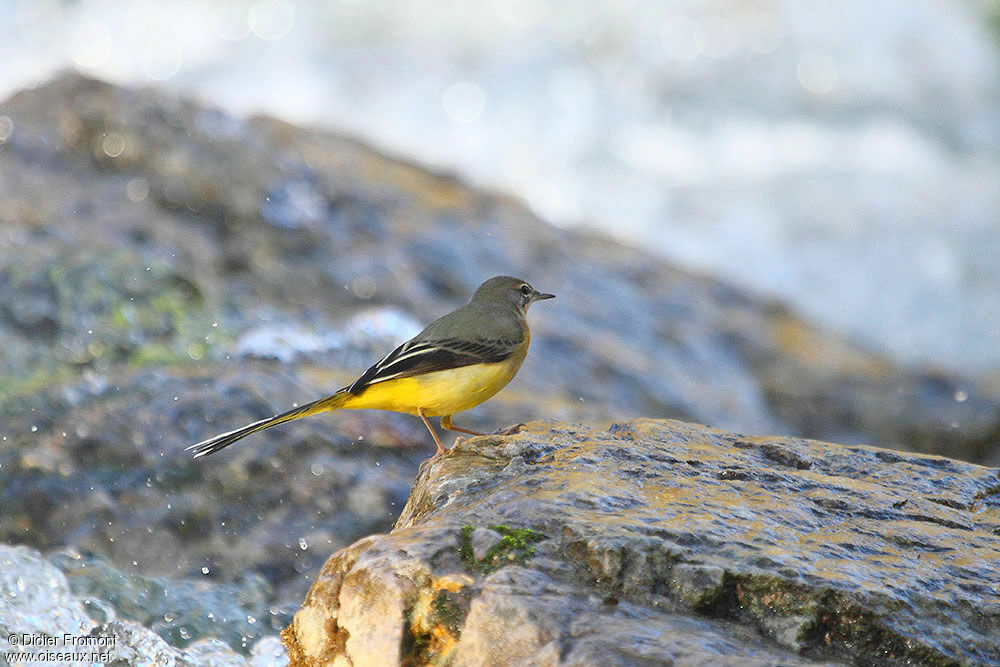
<box><xmin>339</xmin><ymin>353</ymin><xmax>525</xmax><ymax>417</ymax></box>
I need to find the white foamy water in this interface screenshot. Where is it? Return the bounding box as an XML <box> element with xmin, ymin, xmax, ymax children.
<box><xmin>3</xmin><ymin>0</ymin><xmax>999</xmax><ymax>373</ymax></box>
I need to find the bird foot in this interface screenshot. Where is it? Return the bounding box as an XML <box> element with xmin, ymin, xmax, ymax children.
<box><xmin>418</xmin><ymin>442</ymin><xmax>454</xmax><ymax>473</ymax></box>
<box><xmin>495</xmin><ymin>423</ymin><xmax>525</xmax><ymax>436</ymax></box>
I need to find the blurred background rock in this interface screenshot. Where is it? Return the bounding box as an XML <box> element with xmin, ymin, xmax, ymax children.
<box><xmin>1</xmin><ymin>0</ymin><xmax>999</xmax><ymax>660</ymax></box>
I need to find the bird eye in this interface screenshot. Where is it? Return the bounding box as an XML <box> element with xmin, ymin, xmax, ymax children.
<box><xmin>520</xmin><ymin>284</ymin><xmax>532</xmax><ymax>296</ymax></box>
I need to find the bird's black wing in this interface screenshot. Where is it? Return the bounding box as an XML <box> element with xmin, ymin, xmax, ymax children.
<box><xmin>346</xmin><ymin>337</ymin><xmax>519</xmax><ymax>395</ymax></box>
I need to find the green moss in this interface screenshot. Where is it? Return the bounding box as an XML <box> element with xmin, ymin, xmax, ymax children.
<box><xmin>127</xmin><ymin>343</ymin><xmax>190</xmax><ymax>368</ymax></box>
<box><xmin>0</xmin><ymin>363</ymin><xmax>77</xmax><ymax>399</ymax></box>
<box><xmin>736</xmin><ymin>575</ymin><xmax>821</xmax><ymax>618</ymax></box>
<box><xmin>458</xmin><ymin>524</ymin><xmax>545</xmax><ymax>575</ymax></box>
<box><xmin>2</xmin><ymin>247</ymin><xmax>246</xmax><ymax>396</ymax></box>
<box><xmin>432</xmin><ymin>590</ymin><xmax>466</xmax><ymax>635</ymax></box>
<box><xmin>458</xmin><ymin>525</ymin><xmax>475</xmax><ymax>567</ymax></box>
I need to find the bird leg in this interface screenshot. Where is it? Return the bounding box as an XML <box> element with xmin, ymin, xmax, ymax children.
<box><xmin>418</xmin><ymin>407</ymin><xmax>448</xmax><ymax>458</ymax></box>
<box><xmin>440</xmin><ymin>414</ymin><xmax>486</xmax><ymax>437</ymax></box>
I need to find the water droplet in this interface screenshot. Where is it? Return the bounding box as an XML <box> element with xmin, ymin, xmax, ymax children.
<box><xmin>102</xmin><ymin>132</ymin><xmax>126</xmax><ymax>158</ymax></box>
<box><xmin>954</xmin><ymin>389</ymin><xmax>968</xmax><ymax>402</ymax></box>
<box><xmin>298</xmin><ymin>537</ymin><xmax>308</xmax><ymax>551</ymax></box>
<box><xmin>126</xmin><ymin>177</ymin><xmax>149</xmax><ymax>202</ymax></box>
<box><xmin>201</xmin><ymin>566</ymin><xmax>210</xmax><ymax>575</ymax></box>
<box><xmin>30</xmin><ymin>425</ymin><xmax>38</xmax><ymax>432</ymax></box>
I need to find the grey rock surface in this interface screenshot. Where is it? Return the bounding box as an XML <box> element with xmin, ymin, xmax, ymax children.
<box><xmin>285</xmin><ymin>419</ymin><xmax>1000</xmax><ymax>665</ymax></box>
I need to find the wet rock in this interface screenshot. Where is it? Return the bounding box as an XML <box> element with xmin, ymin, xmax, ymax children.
<box><xmin>50</xmin><ymin>549</ymin><xmax>291</xmax><ymax>650</ymax></box>
<box><xmin>669</xmin><ymin>563</ymin><xmax>726</xmax><ymax>609</ymax></box>
<box><xmin>1</xmin><ymin>71</ymin><xmax>997</xmax><ymax>467</ymax></box>
<box><xmin>95</xmin><ymin>619</ymin><xmax>179</xmax><ymax>666</ymax></box>
<box><xmin>92</xmin><ymin>619</ymin><xmax>288</xmax><ymax>666</ymax></box>
<box><xmin>0</xmin><ymin>544</ymin><xmax>93</xmax><ymax>639</ymax></box>
<box><xmin>284</xmin><ymin>420</ymin><xmax>1000</xmax><ymax>665</ymax></box>
<box><xmin>0</xmin><ymin>544</ymin><xmax>287</xmax><ymax>666</ymax></box>
<box><xmin>0</xmin><ymin>368</ymin><xmax>419</xmax><ymax>604</ymax></box>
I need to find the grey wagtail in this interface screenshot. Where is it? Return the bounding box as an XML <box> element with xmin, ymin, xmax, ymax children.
<box><xmin>187</xmin><ymin>276</ymin><xmax>554</xmax><ymax>459</ymax></box>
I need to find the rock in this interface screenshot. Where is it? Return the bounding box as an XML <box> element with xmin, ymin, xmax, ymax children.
<box><xmin>669</xmin><ymin>563</ymin><xmax>726</xmax><ymax>609</ymax></box>
<box><xmin>284</xmin><ymin>420</ymin><xmax>1000</xmax><ymax>665</ymax></box>
<box><xmin>1</xmin><ymin>71</ymin><xmax>998</xmax><ymax>470</ymax></box>
<box><xmin>95</xmin><ymin>619</ymin><xmax>183</xmax><ymax>667</ymax></box>
<box><xmin>467</xmin><ymin>527</ymin><xmax>502</xmax><ymax>562</ymax></box>
<box><xmin>0</xmin><ymin>544</ymin><xmax>286</xmax><ymax>666</ymax></box>
<box><xmin>0</xmin><ymin>544</ymin><xmax>94</xmax><ymax>639</ymax></box>
<box><xmin>49</xmin><ymin>549</ymin><xmax>291</xmax><ymax>650</ymax></box>
<box><xmin>92</xmin><ymin>619</ymin><xmax>286</xmax><ymax>667</ymax></box>
<box><xmin>0</xmin><ymin>365</ymin><xmax>420</xmax><ymax>604</ymax></box>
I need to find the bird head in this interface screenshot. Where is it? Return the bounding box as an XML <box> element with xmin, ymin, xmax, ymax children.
<box><xmin>473</xmin><ymin>276</ymin><xmax>555</xmax><ymax>312</ymax></box>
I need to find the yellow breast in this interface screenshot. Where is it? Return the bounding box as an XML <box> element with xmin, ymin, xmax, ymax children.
<box><xmin>340</xmin><ymin>341</ymin><xmax>528</xmax><ymax>417</ymax></box>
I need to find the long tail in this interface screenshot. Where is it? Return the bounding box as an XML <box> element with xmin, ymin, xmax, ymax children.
<box><xmin>186</xmin><ymin>390</ymin><xmax>351</xmax><ymax>459</ymax></box>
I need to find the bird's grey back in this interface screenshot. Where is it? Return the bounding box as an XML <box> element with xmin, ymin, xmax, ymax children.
<box><xmin>413</xmin><ymin>297</ymin><xmax>525</xmax><ymax>345</ymax></box>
